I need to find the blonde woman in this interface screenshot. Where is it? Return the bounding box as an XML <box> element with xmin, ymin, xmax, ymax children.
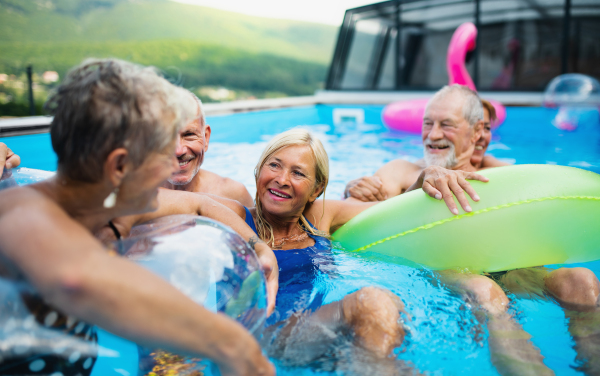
<box><xmin>240</xmin><ymin>128</ymin><xmax>476</xmax><ymax>362</ymax></box>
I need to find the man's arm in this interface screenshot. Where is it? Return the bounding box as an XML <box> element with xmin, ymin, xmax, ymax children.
<box><xmin>0</xmin><ymin>143</ymin><xmax>21</xmax><ymax>176</ymax></box>
<box><xmin>344</xmin><ymin>159</ymin><xmax>419</xmax><ymax>202</ymax></box>
<box><xmin>0</xmin><ymin>191</ymin><xmax>273</xmax><ymax>376</ymax></box>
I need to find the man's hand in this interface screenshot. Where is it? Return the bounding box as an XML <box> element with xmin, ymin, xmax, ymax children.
<box><xmin>344</xmin><ymin>176</ymin><xmax>387</xmax><ymax>202</ymax></box>
<box><xmin>0</xmin><ymin>143</ymin><xmax>20</xmax><ymax>177</ymax></box>
<box><xmin>252</xmin><ymin>240</ymin><xmax>279</xmax><ymax>316</ymax></box>
<box><xmin>408</xmin><ymin>166</ymin><xmax>489</xmax><ymax>215</ymax></box>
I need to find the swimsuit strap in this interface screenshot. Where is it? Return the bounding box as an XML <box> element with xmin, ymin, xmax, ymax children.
<box><xmin>108</xmin><ymin>220</ymin><xmax>122</xmax><ymax>240</ymax></box>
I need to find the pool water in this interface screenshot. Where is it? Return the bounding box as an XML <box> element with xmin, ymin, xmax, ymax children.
<box><xmin>4</xmin><ymin>105</ymin><xmax>600</xmax><ymax>375</ymax></box>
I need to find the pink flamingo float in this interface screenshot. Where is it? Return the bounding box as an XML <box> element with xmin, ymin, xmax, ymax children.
<box><xmin>382</xmin><ymin>22</ymin><xmax>507</xmax><ymax>133</ymax></box>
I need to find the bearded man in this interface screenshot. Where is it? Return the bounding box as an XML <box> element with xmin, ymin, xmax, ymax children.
<box><xmin>345</xmin><ymin>84</ymin><xmax>488</xmax><ymax>214</ymax></box>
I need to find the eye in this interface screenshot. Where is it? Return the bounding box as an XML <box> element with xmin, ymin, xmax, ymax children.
<box><xmin>485</xmin><ymin>126</ymin><xmax>491</xmax><ymax>131</ymax></box>
<box><xmin>268</xmin><ymin>162</ymin><xmax>279</xmax><ymax>168</ymax></box>
<box><xmin>293</xmin><ymin>170</ymin><xmax>306</xmax><ymax>177</ymax></box>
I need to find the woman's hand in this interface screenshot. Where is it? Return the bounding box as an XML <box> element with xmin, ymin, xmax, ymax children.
<box><xmin>217</xmin><ymin>333</ymin><xmax>275</xmax><ymax>376</ymax></box>
<box><xmin>407</xmin><ymin>166</ymin><xmax>489</xmax><ymax>215</ymax></box>
<box><xmin>0</xmin><ymin>143</ymin><xmax>20</xmax><ymax>177</ymax></box>
<box><xmin>253</xmin><ymin>240</ymin><xmax>279</xmax><ymax>316</ymax></box>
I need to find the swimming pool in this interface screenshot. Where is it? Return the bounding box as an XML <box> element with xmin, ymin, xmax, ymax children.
<box><xmin>3</xmin><ymin>104</ymin><xmax>600</xmax><ymax>375</ymax></box>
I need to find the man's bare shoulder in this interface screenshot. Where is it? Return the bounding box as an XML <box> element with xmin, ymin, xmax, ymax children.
<box><xmin>375</xmin><ymin>159</ymin><xmax>422</xmax><ymax>181</ymax></box>
<box><xmin>481</xmin><ymin>155</ymin><xmax>511</xmax><ymax>169</ymax></box>
<box><xmin>197</xmin><ymin>169</ymin><xmax>253</xmax><ymax>206</ymax></box>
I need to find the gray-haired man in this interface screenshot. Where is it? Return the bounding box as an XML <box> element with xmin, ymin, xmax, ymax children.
<box><xmin>163</xmin><ymin>94</ymin><xmax>254</xmax><ymax>206</ymax></box>
<box><xmin>345</xmin><ymin>84</ymin><xmax>488</xmax><ymax>214</ymax></box>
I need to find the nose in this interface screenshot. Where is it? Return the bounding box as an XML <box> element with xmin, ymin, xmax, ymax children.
<box><xmin>175</xmin><ymin>136</ymin><xmax>186</xmax><ymax>157</ymax></box>
<box><xmin>274</xmin><ymin>169</ymin><xmax>291</xmax><ymax>187</ymax></box>
<box><xmin>428</xmin><ymin>122</ymin><xmax>444</xmax><ymax>140</ymax></box>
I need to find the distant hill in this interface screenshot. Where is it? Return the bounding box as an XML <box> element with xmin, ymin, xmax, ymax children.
<box><xmin>0</xmin><ymin>0</ymin><xmax>338</xmax><ymax>64</ymax></box>
<box><xmin>0</xmin><ymin>0</ymin><xmax>341</xmax><ymax>115</ymax></box>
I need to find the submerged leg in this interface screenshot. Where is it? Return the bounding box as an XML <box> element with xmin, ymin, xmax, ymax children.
<box><xmin>262</xmin><ymin>286</ymin><xmax>405</xmax><ymax>366</ymax></box>
<box><xmin>538</xmin><ymin>267</ymin><xmax>600</xmax><ymax>374</ymax></box>
<box><xmin>543</xmin><ymin>267</ymin><xmax>600</xmax><ymax>307</ymax></box>
<box><xmin>341</xmin><ymin>286</ymin><xmax>406</xmax><ymax>357</ymax></box>
<box><xmin>437</xmin><ymin>270</ymin><xmax>553</xmax><ymax>376</ymax></box>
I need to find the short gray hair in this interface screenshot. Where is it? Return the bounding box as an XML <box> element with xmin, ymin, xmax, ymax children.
<box><xmin>425</xmin><ymin>84</ymin><xmax>483</xmax><ymax>127</ymax></box>
<box><xmin>45</xmin><ymin>59</ymin><xmax>194</xmax><ymax>182</ymax></box>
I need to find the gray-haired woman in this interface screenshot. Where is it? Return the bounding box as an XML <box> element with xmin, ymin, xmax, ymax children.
<box><xmin>0</xmin><ymin>59</ymin><xmax>273</xmax><ymax>376</ymax></box>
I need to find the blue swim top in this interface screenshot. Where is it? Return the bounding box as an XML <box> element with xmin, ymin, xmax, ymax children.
<box><xmin>244</xmin><ymin>207</ymin><xmax>334</xmax><ymax>324</ymax></box>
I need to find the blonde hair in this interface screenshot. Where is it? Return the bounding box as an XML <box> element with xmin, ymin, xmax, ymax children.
<box><xmin>254</xmin><ymin>129</ymin><xmax>329</xmax><ymax>246</ymax></box>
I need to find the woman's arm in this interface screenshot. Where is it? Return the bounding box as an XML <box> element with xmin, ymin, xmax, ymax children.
<box><xmin>308</xmin><ymin>199</ymin><xmax>377</xmax><ymax>234</ymax></box>
<box><xmin>0</xmin><ymin>190</ymin><xmax>274</xmax><ymax>376</ymax></box>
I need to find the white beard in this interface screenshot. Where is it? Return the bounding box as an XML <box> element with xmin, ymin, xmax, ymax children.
<box><xmin>423</xmin><ymin>139</ymin><xmax>458</xmax><ymax>169</ymax></box>
<box><xmin>168</xmin><ymin>157</ymin><xmax>202</xmax><ymax>186</ymax></box>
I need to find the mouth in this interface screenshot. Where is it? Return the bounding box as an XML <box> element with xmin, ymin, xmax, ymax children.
<box><xmin>177</xmin><ymin>156</ymin><xmax>195</xmax><ymax>169</ymax></box>
<box><xmin>475</xmin><ymin>145</ymin><xmax>484</xmax><ymax>151</ymax></box>
<box><xmin>426</xmin><ymin>144</ymin><xmax>450</xmax><ymax>152</ymax></box>
<box><xmin>268</xmin><ymin>189</ymin><xmax>292</xmax><ymax>199</ymax></box>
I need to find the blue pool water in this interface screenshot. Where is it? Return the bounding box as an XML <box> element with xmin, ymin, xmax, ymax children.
<box><xmin>3</xmin><ymin>105</ymin><xmax>600</xmax><ymax>375</ymax></box>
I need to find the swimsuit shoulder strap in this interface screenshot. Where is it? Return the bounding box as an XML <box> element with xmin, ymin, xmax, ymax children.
<box><xmin>244</xmin><ymin>207</ymin><xmax>258</xmax><ymax>234</ymax></box>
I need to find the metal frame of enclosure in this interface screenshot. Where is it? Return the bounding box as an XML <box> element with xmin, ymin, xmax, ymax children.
<box><xmin>325</xmin><ymin>0</ymin><xmax>600</xmax><ymax>91</ymax></box>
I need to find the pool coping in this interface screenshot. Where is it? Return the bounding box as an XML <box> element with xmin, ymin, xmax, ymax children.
<box><xmin>0</xmin><ymin>91</ymin><xmax>543</xmax><ymax>137</ymax></box>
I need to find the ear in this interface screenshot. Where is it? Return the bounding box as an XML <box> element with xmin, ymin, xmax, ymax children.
<box><xmin>204</xmin><ymin>123</ymin><xmax>211</xmax><ymax>152</ymax></box>
<box><xmin>471</xmin><ymin>120</ymin><xmax>483</xmax><ymax>143</ymax></box>
<box><xmin>103</xmin><ymin>148</ymin><xmax>131</xmax><ymax>188</ymax></box>
<box><xmin>309</xmin><ymin>183</ymin><xmax>325</xmax><ymax>203</ymax></box>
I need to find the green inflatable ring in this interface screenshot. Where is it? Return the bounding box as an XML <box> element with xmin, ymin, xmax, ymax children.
<box><xmin>333</xmin><ymin>164</ymin><xmax>600</xmax><ymax>273</ymax></box>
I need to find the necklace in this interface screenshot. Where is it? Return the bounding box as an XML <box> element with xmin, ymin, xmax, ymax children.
<box><xmin>272</xmin><ymin>226</ymin><xmax>309</xmax><ymax>249</ymax></box>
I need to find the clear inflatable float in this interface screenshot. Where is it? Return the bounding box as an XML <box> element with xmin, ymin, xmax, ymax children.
<box><xmin>0</xmin><ymin>168</ymin><xmax>267</xmax><ymax>375</ymax></box>
<box><xmin>543</xmin><ymin>73</ymin><xmax>600</xmax><ymax>131</ymax></box>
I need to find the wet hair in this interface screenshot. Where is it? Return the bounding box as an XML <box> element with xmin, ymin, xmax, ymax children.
<box><xmin>480</xmin><ymin>99</ymin><xmax>497</xmax><ymax>123</ymax></box>
<box><xmin>254</xmin><ymin>128</ymin><xmax>329</xmax><ymax>246</ymax></box>
<box><xmin>426</xmin><ymin>84</ymin><xmax>484</xmax><ymax>127</ymax></box>
<box><xmin>45</xmin><ymin>58</ymin><xmax>194</xmax><ymax>182</ymax></box>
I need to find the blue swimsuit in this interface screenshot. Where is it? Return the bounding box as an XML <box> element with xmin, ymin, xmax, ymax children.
<box><xmin>244</xmin><ymin>208</ymin><xmax>335</xmax><ymax>324</ymax></box>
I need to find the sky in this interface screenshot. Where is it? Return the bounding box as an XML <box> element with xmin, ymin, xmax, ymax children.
<box><xmin>170</xmin><ymin>0</ymin><xmax>375</xmax><ymax>26</ymax></box>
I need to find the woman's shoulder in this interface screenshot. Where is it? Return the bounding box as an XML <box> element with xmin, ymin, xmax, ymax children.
<box><xmin>0</xmin><ymin>185</ymin><xmax>57</xmax><ymax>215</ymax></box>
<box><xmin>303</xmin><ymin>199</ymin><xmax>341</xmax><ymax>232</ymax></box>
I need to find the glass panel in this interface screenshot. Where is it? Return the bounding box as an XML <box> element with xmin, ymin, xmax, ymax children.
<box><xmin>478</xmin><ymin>0</ymin><xmax>565</xmax><ymax>90</ymax></box>
<box><xmin>377</xmin><ymin>28</ymin><xmax>398</xmax><ymax>90</ymax></box>
<box><xmin>568</xmin><ymin>0</ymin><xmax>600</xmax><ymax>77</ymax></box>
<box><xmin>340</xmin><ymin>19</ymin><xmax>383</xmax><ymax>89</ymax></box>
<box><xmin>399</xmin><ymin>0</ymin><xmax>476</xmax><ymax>89</ymax></box>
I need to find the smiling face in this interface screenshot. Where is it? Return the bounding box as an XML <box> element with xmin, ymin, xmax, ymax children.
<box><xmin>422</xmin><ymin>96</ymin><xmax>477</xmax><ymax>169</ymax></box>
<box><xmin>471</xmin><ymin>107</ymin><xmax>492</xmax><ymax>166</ymax></box>
<box><xmin>256</xmin><ymin>145</ymin><xmax>322</xmax><ymax>218</ymax></box>
<box><xmin>167</xmin><ymin>113</ymin><xmax>210</xmax><ymax>186</ymax></box>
